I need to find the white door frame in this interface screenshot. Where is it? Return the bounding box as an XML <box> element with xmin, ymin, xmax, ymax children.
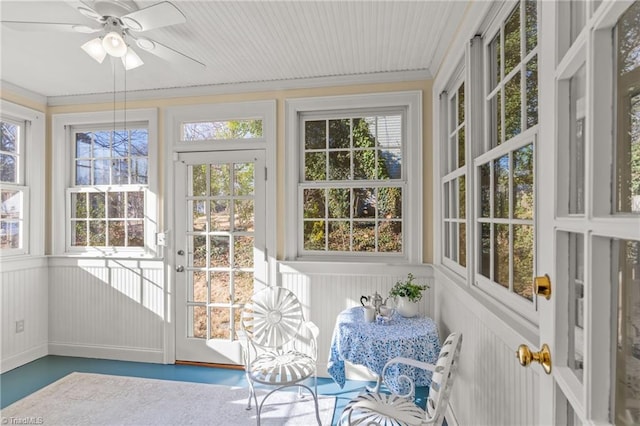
<box><xmin>163</xmin><ymin>100</ymin><xmax>277</xmax><ymax>364</ymax></box>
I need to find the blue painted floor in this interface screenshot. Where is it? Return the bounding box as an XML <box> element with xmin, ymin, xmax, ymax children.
<box><xmin>0</xmin><ymin>356</ymin><xmax>375</xmax><ymax>425</ymax></box>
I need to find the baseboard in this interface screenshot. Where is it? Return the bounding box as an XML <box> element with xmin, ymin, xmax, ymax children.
<box><xmin>1</xmin><ymin>344</ymin><xmax>48</xmax><ymax>373</ymax></box>
<box><xmin>48</xmin><ymin>343</ymin><xmax>165</xmax><ymax>364</ymax></box>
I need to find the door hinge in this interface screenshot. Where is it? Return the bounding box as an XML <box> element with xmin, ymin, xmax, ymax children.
<box><xmin>265</xmin><ymin>167</ymin><xmax>268</xmax><ymax>181</ymax></box>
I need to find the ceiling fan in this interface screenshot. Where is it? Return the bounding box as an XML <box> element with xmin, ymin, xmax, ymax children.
<box><xmin>1</xmin><ymin>0</ymin><xmax>205</xmax><ymax>70</ymax></box>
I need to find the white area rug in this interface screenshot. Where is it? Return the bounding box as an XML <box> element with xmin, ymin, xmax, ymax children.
<box><xmin>1</xmin><ymin>372</ymin><xmax>335</xmax><ymax>425</ymax></box>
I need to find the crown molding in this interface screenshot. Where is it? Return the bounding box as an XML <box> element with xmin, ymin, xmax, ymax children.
<box><xmin>0</xmin><ymin>80</ymin><xmax>48</xmax><ymax>106</ymax></box>
<box><xmin>45</xmin><ymin>69</ymin><xmax>431</xmax><ymax>106</ymax></box>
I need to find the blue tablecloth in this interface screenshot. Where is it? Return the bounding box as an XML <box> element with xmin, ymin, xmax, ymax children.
<box><xmin>327</xmin><ymin>306</ymin><xmax>441</xmax><ymax>394</ymax></box>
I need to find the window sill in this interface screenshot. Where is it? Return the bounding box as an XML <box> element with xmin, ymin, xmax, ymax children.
<box><xmin>279</xmin><ymin>260</ymin><xmax>433</xmax><ymax>277</ymax></box>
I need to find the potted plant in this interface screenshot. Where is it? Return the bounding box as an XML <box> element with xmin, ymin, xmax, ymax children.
<box><xmin>388</xmin><ymin>273</ymin><xmax>429</xmax><ymax>317</ymax></box>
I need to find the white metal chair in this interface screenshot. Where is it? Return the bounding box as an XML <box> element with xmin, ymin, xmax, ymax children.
<box><xmin>239</xmin><ymin>286</ymin><xmax>322</xmax><ymax>426</ymax></box>
<box><xmin>340</xmin><ymin>332</ymin><xmax>463</xmax><ymax>426</ymax></box>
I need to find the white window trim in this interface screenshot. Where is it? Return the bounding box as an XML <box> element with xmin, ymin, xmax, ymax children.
<box><xmin>285</xmin><ymin>91</ymin><xmax>422</xmax><ymax>263</ymax></box>
<box><xmin>0</xmin><ymin>100</ymin><xmax>45</xmax><ymax>259</ymax></box>
<box><xmin>52</xmin><ymin>108</ymin><xmax>158</xmax><ymax>257</ymax></box>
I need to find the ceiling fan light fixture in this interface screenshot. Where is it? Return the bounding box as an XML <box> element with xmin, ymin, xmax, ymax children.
<box><xmin>135</xmin><ymin>38</ymin><xmax>155</xmax><ymax>51</ymax></box>
<box><xmin>81</xmin><ymin>38</ymin><xmax>107</xmax><ymax>63</ymax></box>
<box><xmin>122</xmin><ymin>48</ymin><xmax>144</xmax><ymax>70</ymax></box>
<box><xmin>102</xmin><ymin>31</ymin><xmax>127</xmax><ymax>57</ymax></box>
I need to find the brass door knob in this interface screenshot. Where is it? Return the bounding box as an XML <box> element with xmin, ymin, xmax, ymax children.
<box><xmin>534</xmin><ymin>274</ymin><xmax>551</xmax><ymax>299</ymax></box>
<box><xmin>516</xmin><ymin>343</ymin><xmax>552</xmax><ymax>374</ymax></box>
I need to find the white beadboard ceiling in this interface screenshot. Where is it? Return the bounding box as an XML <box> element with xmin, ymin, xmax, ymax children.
<box><xmin>0</xmin><ymin>1</ymin><xmax>469</xmax><ymax>101</ymax></box>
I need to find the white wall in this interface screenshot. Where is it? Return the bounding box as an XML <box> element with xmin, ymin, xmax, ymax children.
<box><xmin>1</xmin><ymin>258</ymin><xmax>49</xmax><ymax>373</ymax></box>
<box><xmin>47</xmin><ymin>258</ymin><xmax>166</xmax><ymax>364</ymax></box>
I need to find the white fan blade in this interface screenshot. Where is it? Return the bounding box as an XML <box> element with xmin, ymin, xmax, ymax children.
<box><xmin>121</xmin><ymin>2</ymin><xmax>185</xmax><ymax>32</ymax></box>
<box><xmin>66</xmin><ymin>1</ymin><xmax>104</xmax><ymax>22</ymax></box>
<box><xmin>133</xmin><ymin>36</ymin><xmax>205</xmax><ymax>70</ymax></box>
<box><xmin>1</xmin><ymin>21</ymin><xmax>101</xmax><ymax>33</ymax></box>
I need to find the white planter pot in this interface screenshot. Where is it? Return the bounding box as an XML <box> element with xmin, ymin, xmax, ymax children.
<box><xmin>396</xmin><ymin>296</ymin><xmax>419</xmax><ymax>318</ymax></box>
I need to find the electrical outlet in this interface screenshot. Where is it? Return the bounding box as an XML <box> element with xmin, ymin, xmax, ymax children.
<box><xmin>156</xmin><ymin>232</ymin><xmax>166</xmax><ymax>246</ymax></box>
<box><xmin>15</xmin><ymin>319</ymin><xmax>24</xmax><ymax>333</ymax></box>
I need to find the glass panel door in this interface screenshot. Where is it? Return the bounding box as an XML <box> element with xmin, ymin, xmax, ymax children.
<box><xmin>175</xmin><ymin>150</ymin><xmax>266</xmax><ymax>364</ymax></box>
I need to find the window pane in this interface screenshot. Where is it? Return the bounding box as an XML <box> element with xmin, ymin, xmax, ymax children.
<box><xmin>304</xmin><ymin>188</ymin><xmax>325</xmax><ymax>218</ymax></box>
<box><xmin>191</xmin><ymin>164</ymin><xmax>207</xmax><ymax>197</ymax></box>
<box><xmin>211</xmin><ymin>200</ymin><xmax>229</xmax><ymax>232</ymax></box>
<box><xmin>182</xmin><ymin>120</ymin><xmax>262</xmax><ymax>140</ymax></box>
<box><xmin>1</xmin><ymin>121</ymin><xmax>17</xmax><ymax>153</ymax></box>
<box><xmin>112</xmin><ymin>131</ymin><xmax>128</xmax><ymax>157</ymax></box>
<box><xmin>89</xmin><ymin>220</ymin><xmax>106</xmax><ymax>246</ymax></box>
<box><xmin>192</xmin><ymin>235</ymin><xmax>207</xmax><ymax>267</ymax></box>
<box><xmin>130</xmin><ymin>129</ymin><xmax>148</xmax><ymax>156</ymax></box>
<box><xmin>353</xmin><ymin>188</ymin><xmax>375</xmax><ymax>218</ymax></box>
<box><xmin>504</xmin><ymin>3</ymin><xmax>521</xmax><ymax>76</ymax></box>
<box><xmin>353</xmin><ymin>221</ymin><xmax>375</xmax><ymax>252</ymax></box>
<box><xmin>75</xmin><ymin>133</ymin><xmax>91</xmax><ymax>158</ymax></box>
<box><xmin>329</xmin><ymin>119</ymin><xmax>350</xmax><ymax>149</ymax></box>
<box><xmin>234</xmin><ymin>200</ymin><xmax>253</xmax><ymax>232</ymax></box>
<box><xmin>234</xmin><ymin>162</ymin><xmax>254</xmax><ymax>196</ymax></box>
<box><xmin>378</xmin><ymin>187</ymin><xmax>401</xmax><ymax>219</ymax></box>
<box><xmin>494</xmin><ymin>155</ymin><xmax>510</xmax><ymax>219</ymax></box>
<box><xmin>112</xmin><ymin>159</ymin><xmax>129</xmax><ymax>185</ymax></box>
<box><xmin>305</xmin><ymin>152</ymin><xmax>326</xmax><ymax>181</ymax></box>
<box><xmin>328</xmin><ymin>188</ymin><xmax>349</xmax><ymax>218</ymax></box>
<box><xmin>210</xmin><ymin>235</ymin><xmax>230</xmax><ymax>267</ymax></box>
<box><xmin>71</xmin><ymin>192</ymin><xmax>87</xmax><ymax>218</ymax></box>
<box><xmin>192</xmin><ymin>200</ymin><xmax>206</xmax><ymax>232</ymax></box>
<box><xmin>490</xmin><ymin>92</ymin><xmax>503</xmax><ymax>147</ymax></box>
<box><xmin>72</xmin><ymin>221</ymin><xmax>86</xmax><ymax>246</ymax></box>
<box><xmin>513</xmin><ymin>224</ymin><xmax>533</xmax><ymax>301</ymax></box>
<box><xmin>616</xmin><ymin>2</ymin><xmax>640</xmax><ymax>214</ymax></box>
<box><xmin>354</xmin><ymin>150</ymin><xmax>376</xmax><ymax>180</ymax></box>
<box><xmin>0</xmin><ymin>189</ymin><xmax>21</xmax><ymax>249</ymax></box>
<box><xmin>108</xmin><ymin>221</ymin><xmax>125</xmax><ymax>246</ymax></box>
<box><xmin>514</xmin><ymin>144</ymin><xmax>534</xmax><ymax>219</ymax></box>
<box><xmin>234</xmin><ymin>236</ymin><xmax>253</xmax><ymax>268</ymax></box>
<box><xmin>75</xmin><ymin>160</ymin><xmax>90</xmax><ymax>185</ymax></box>
<box><xmin>505</xmin><ymin>72</ymin><xmax>522</xmax><ymax>141</ymax></box>
<box><xmin>0</xmin><ymin>154</ymin><xmax>16</xmax><ymax>183</ymax></box>
<box><xmin>108</xmin><ymin>192</ymin><xmax>125</xmax><ymax>218</ymax></box>
<box><xmin>328</xmin><ymin>221</ymin><xmax>350</xmax><ymax>251</ymax></box>
<box><xmin>526</xmin><ymin>56</ymin><xmax>539</xmax><ymax>128</ymax></box>
<box><xmin>131</xmin><ymin>158</ymin><xmax>148</xmax><ymax>184</ymax></box>
<box><xmin>566</xmin><ymin>232</ymin><xmax>584</xmax><ymax>382</ymax></box>
<box><xmin>459</xmin><ymin>222</ymin><xmax>466</xmax><ymax>267</ymax></box>
<box><xmin>459</xmin><ymin>175</ymin><xmax>466</xmax><ymax>219</ymax></box>
<box><xmin>458</xmin><ymin>127</ymin><xmax>466</xmax><ymax>168</ymax></box>
<box><xmin>480</xmin><ymin>222</ymin><xmax>491</xmax><ymax>278</ymax></box>
<box><xmin>480</xmin><ymin>163</ymin><xmax>491</xmax><ymax>218</ymax></box>
<box><xmin>525</xmin><ymin>0</ymin><xmax>537</xmax><ymax>54</ymax></box>
<box><xmin>304</xmin><ymin>120</ymin><xmax>327</xmax><ymax>149</ymax></box>
<box><xmin>128</xmin><ymin>192</ymin><xmax>144</xmax><ymax>218</ymax></box>
<box><xmin>353</xmin><ymin>117</ymin><xmax>376</xmax><ymax>148</ymax></box>
<box><xmin>304</xmin><ymin>220</ymin><xmax>325</xmax><ymax>250</ymax></box>
<box><xmin>489</xmin><ymin>32</ymin><xmax>501</xmax><ymax>91</ymax></box>
<box><xmin>494</xmin><ymin>224</ymin><xmax>510</xmax><ymax>288</ymax></box>
<box><xmin>444</xmin><ymin>181</ymin><xmax>450</xmax><ymax>219</ymax></box>
<box><xmin>89</xmin><ymin>192</ymin><xmax>105</xmax><ymax>218</ymax></box>
<box><xmin>458</xmin><ymin>83</ymin><xmax>465</xmax><ymax>125</ymax></box>
<box><xmin>92</xmin><ymin>131</ymin><xmax>110</xmax><ymax>158</ymax></box>
<box><xmin>211</xmin><ymin>164</ymin><xmax>230</xmax><ymax>196</ymax></box>
<box><xmin>380</xmin><ymin>149</ymin><xmax>402</xmax><ymax>179</ymax></box>
<box><xmin>379</xmin><ymin>220</ymin><xmax>401</xmax><ymax>252</ymax></box>
<box><xmin>570</xmin><ymin>65</ymin><xmax>587</xmax><ymax>214</ymax></box>
<box><xmin>328</xmin><ymin>151</ymin><xmax>350</xmax><ymax>180</ymax></box>
<box><xmin>93</xmin><ymin>159</ymin><xmax>110</xmax><ymax>185</ymax></box>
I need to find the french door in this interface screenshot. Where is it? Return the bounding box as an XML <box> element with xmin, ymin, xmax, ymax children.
<box><xmin>174</xmin><ymin>150</ymin><xmax>266</xmax><ymax>364</ymax></box>
<box><xmin>537</xmin><ymin>2</ymin><xmax>640</xmax><ymax>424</ymax></box>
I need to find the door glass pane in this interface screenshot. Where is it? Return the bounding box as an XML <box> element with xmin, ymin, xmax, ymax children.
<box><xmin>187</xmin><ymin>160</ymin><xmax>255</xmax><ymax>341</ymax></box>
<box><xmin>568</xmin><ymin>232</ymin><xmax>585</xmax><ymax>381</ymax></box>
<box><xmin>614</xmin><ymin>239</ymin><xmax>640</xmax><ymax>425</ymax></box>
<box><xmin>616</xmin><ymin>2</ymin><xmax>640</xmax><ymax>214</ymax></box>
<box><xmin>513</xmin><ymin>224</ymin><xmax>533</xmax><ymax>301</ymax></box>
<box><xmin>569</xmin><ymin>65</ymin><xmax>586</xmax><ymax>214</ymax></box>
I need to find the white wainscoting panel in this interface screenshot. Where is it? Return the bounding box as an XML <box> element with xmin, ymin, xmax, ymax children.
<box><xmin>48</xmin><ymin>258</ymin><xmax>165</xmax><ymax>363</ymax></box>
<box><xmin>278</xmin><ymin>262</ymin><xmax>434</xmax><ymax>378</ymax></box>
<box><xmin>0</xmin><ymin>257</ymin><xmax>49</xmax><ymax>373</ymax></box>
<box><xmin>434</xmin><ymin>267</ymin><xmax>540</xmax><ymax>426</ymax></box>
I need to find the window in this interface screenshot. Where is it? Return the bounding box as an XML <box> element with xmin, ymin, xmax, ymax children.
<box><xmin>69</xmin><ymin>125</ymin><xmax>148</xmax><ymax>248</ymax></box>
<box><xmin>301</xmin><ymin>113</ymin><xmax>403</xmax><ymax>254</ymax></box>
<box><xmin>0</xmin><ymin>116</ymin><xmax>27</xmax><ymax>253</ymax></box>
<box><xmin>52</xmin><ymin>109</ymin><xmax>158</xmax><ymax>256</ymax></box>
<box><xmin>442</xmin><ymin>78</ymin><xmax>467</xmax><ymax>272</ymax></box>
<box><xmin>475</xmin><ymin>0</ymin><xmax>538</xmax><ymax>313</ymax></box>
<box><xmin>182</xmin><ymin>119</ymin><xmax>263</xmax><ymax>141</ymax></box>
<box><xmin>285</xmin><ymin>92</ymin><xmax>422</xmax><ymax>262</ymax></box>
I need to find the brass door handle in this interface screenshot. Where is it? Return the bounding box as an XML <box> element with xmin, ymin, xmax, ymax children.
<box><xmin>516</xmin><ymin>343</ymin><xmax>552</xmax><ymax>374</ymax></box>
<box><xmin>534</xmin><ymin>274</ymin><xmax>552</xmax><ymax>299</ymax></box>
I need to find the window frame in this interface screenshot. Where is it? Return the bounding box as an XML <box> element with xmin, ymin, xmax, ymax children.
<box><xmin>0</xmin><ymin>101</ymin><xmax>45</xmax><ymax>259</ymax></box>
<box><xmin>52</xmin><ymin>108</ymin><xmax>158</xmax><ymax>257</ymax></box>
<box><xmin>441</xmin><ymin>67</ymin><xmax>468</xmax><ymax>276</ymax></box>
<box><xmin>285</xmin><ymin>91</ymin><xmax>422</xmax><ymax>263</ymax></box>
